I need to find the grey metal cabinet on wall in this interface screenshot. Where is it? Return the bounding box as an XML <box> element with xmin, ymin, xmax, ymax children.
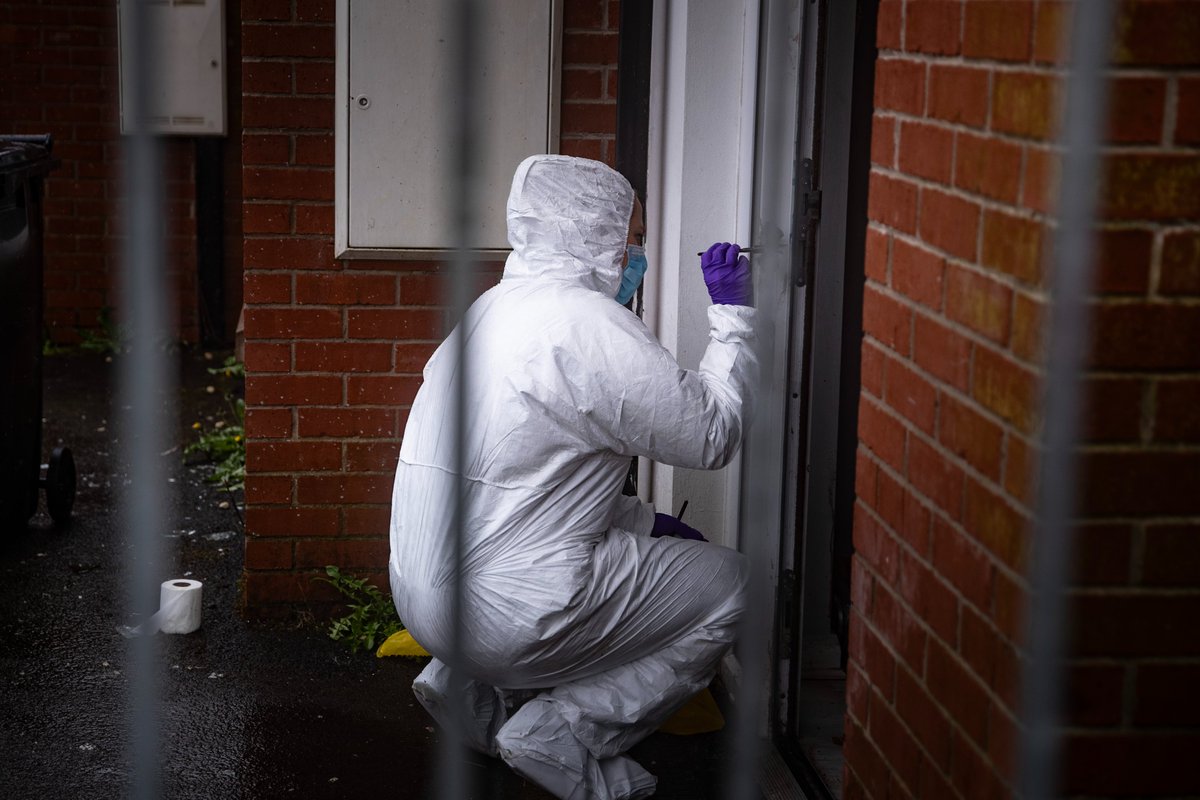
<box><xmin>117</xmin><ymin>0</ymin><xmax>227</xmax><ymax>135</ymax></box>
<box><xmin>335</xmin><ymin>0</ymin><xmax>562</xmax><ymax>258</ymax></box>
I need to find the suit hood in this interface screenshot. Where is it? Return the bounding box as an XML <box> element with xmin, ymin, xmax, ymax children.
<box><xmin>502</xmin><ymin>154</ymin><xmax>635</xmax><ymax>298</ymax></box>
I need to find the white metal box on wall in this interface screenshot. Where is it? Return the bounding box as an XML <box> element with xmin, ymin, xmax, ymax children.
<box><xmin>334</xmin><ymin>0</ymin><xmax>562</xmax><ymax>258</ymax></box>
<box><xmin>117</xmin><ymin>0</ymin><xmax>227</xmax><ymax>136</ymax></box>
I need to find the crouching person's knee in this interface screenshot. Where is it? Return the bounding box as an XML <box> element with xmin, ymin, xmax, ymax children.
<box><xmin>711</xmin><ymin>546</ymin><xmax>750</xmax><ymax>631</ymax></box>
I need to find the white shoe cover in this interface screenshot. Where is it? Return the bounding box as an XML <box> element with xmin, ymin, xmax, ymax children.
<box><xmin>495</xmin><ymin>698</ymin><xmax>657</xmax><ymax>800</ymax></box>
<box><xmin>413</xmin><ymin>658</ymin><xmax>510</xmax><ymax>757</ymax></box>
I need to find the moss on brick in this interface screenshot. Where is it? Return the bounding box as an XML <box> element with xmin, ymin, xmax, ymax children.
<box><xmin>1102</xmin><ymin>155</ymin><xmax>1200</xmax><ymax>220</ymax></box>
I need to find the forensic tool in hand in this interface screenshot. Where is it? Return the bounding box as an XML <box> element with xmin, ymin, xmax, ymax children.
<box><xmin>696</xmin><ymin>246</ymin><xmax>758</xmax><ymax>256</ymax></box>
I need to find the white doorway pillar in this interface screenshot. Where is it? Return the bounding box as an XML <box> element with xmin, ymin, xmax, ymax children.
<box><xmin>642</xmin><ymin>0</ymin><xmax>760</xmax><ymax>548</ymax></box>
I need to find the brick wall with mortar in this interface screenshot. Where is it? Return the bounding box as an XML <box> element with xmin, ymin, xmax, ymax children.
<box><xmin>239</xmin><ymin>0</ymin><xmax>621</xmax><ymax>617</ymax></box>
<box><xmin>847</xmin><ymin>1</ymin><xmax>1200</xmax><ymax>798</ymax></box>
<box><xmin>0</xmin><ymin>1</ymin><xmax>243</xmax><ymax>345</ymax></box>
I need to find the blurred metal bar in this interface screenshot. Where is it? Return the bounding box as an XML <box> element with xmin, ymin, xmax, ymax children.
<box><xmin>725</xmin><ymin>0</ymin><xmax>802</xmax><ymax>796</ymax></box>
<box><xmin>118</xmin><ymin>2</ymin><xmax>171</xmax><ymax>799</ymax></box>
<box><xmin>1017</xmin><ymin>2</ymin><xmax>1117</xmax><ymax>798</ymax></box>
<box><xmin>726</xmin><ymin>413</ymin><xmax>781</xmax><ymax>800</ymax></box>
<box><xmin>436</xmin><ymin>0</ymin><xmax>482</xmax><ymax>797</ymax></box>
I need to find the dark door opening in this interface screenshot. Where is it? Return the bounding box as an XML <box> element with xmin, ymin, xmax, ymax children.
<box><xmin>775</xmin><ymin>0</ymin><xmax>879</xmax><ymax>796</ymax></box>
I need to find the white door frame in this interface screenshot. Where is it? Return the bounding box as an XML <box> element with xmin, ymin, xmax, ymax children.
<box><xmin>643</xmin><ymin>0</ymin><xmax>808</xmax><ymax>733</ymax></box>
<box><xmin>641</xmin><ymin>0</ymin><xmax>761</xmax><ymax>550</ymax></box>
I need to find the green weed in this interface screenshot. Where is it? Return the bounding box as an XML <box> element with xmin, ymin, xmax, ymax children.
<box><xmin>42</xmin><ymin>335</ymin><xmax>74</xmax><ymax>357</ymax></box>
<box><xmin>317</xmin><ymin>565</ymin><xmax>404</xmax><ymax>653</ymax></box>
<box><xmin>207</xmin><ymin>355</ymin><xmax>246</xmax><ymax>379</ymax></box>
<box><xmin>77</xmin><ymin>307</ymin><xmax>123</xmax><ymax>356</ymax></box>
<box><xmin>185</xmin><ymin>357</ymin><xmax>246</xmax><ymax>493</ymax></box>
<box><xmin>185</xmin><ymin>401</ymin><xmax>245</xmax><ymax>491</ymax></box>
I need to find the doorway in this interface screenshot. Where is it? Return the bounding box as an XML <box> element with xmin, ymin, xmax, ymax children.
<box><xmin>767</xmin><ymin>0</ymin><xmax>879</xmax><ymax>796</ymax></box>
<box><xmin>637</xmin><ymin>0</ymin><xmax>878</xmax><ymax>792</ymax></box>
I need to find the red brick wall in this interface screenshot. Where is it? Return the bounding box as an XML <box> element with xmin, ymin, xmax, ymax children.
<box><xmin>847</xmin><ymin>1</ymin><xmax>1200</xmax><ymax>797</ymax></box>
<box><xmin>1062</xmin><ymin>0</ymin><xmax>1200</xmax><ymax>792</ymax></box>
<box><xmin>0</xmin><ymin>2</ymin><xmax>204</xmax><ymax>344</ymax></box>
<box><xmin>240</xmin><ymin>0</ymin><xmax>620</xmax><ymax>617</ymax></box>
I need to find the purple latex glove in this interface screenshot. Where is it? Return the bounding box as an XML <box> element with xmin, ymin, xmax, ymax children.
<box><xmin>700</xmin><ymin>242</ymin><xmax>753</xmax><ymax>307</ymax></box>
<box><xmin>650</xmin><ymin>512</ymin><xmax>707</xmax><ymax>542</ymax></box>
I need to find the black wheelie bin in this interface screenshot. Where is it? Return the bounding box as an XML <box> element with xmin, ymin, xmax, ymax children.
<box><xmin>0</xmin><ymin>134</ymin><xmax>75</xmax><ymax>529</ymax></box>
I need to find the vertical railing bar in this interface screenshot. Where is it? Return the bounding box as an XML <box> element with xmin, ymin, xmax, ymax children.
<box><xmin>119</xmin><ymin>1</ymin><xmax>170</xmax><ymax>799</ymax></box>
<box><xmin>726</xmin><ymin>439</ymin><xmax>776</xmax><ymax>800</ymax></box>
<box><xmin>725</xmin><ymin>0</ymin><xmax>790</xmax><ymax>795</ymax></box>
<box><xmin>437</xmin><ymin>0</ymin><xmax>481</xmax><ymax>797</ymax></box>
<box><xmin>1017</xmin><ymin>2</ymin><xmax>1118</xmax><ymax>798</ymax></box>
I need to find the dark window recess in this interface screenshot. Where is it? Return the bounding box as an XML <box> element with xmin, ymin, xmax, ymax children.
<box><xmin>616</xmin><ymin>0</ymin><xmax>653</xmax><ymax>497</ymax></box>
<box><xmin>195</xmin><ymin>137</ymin><xmax>227</xmax><ymax>346</ymax></box>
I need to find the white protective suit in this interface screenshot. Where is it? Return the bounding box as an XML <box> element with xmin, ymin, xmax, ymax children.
<box><xmin>389</xmin><ymin>154</ymin><xmax>758</xmax><ymax>800</ymax></box>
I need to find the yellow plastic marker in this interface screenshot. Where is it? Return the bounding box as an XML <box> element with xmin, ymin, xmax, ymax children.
<box><xmin>376</xmin><ymin>629</ymin><xmax>430</xmax><ymax>658</ymax></box>
<box><xmin>658</xmin><ymin>688</ymin><xmax>725</xmax><ymax>735</ymax></box>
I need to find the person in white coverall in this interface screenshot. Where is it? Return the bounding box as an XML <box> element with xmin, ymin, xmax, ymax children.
<box><xmin>389</xmin><ymin>154</ymin><xmax>758</xmax><ymax>799</ymax></box>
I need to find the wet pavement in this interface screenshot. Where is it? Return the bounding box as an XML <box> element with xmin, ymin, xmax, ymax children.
<box><xmin>1</xmin><ymin>350</ymin><xmax>744</xmax><ymax>799</ymax></box>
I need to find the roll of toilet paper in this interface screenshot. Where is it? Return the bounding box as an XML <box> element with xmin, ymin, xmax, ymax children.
<box><xmin>157</xmin><ymin>579</ymin><xmax>203</xmax><ymax>634</ymax></box>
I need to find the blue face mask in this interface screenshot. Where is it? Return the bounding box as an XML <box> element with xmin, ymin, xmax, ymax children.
<box><xmin>616</xmin><ymin>245</ymin><xmax>648</xmax><ymax>306</ymax></box>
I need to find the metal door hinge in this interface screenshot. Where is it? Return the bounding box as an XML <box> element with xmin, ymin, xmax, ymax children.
<box><xmin>794</xmin><ymin>158</ymin><xmax>821</xmax><ymax>287</ymax></box>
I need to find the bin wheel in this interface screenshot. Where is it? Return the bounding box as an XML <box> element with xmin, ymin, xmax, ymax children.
<box><xmin>45</xmin><ymin>446</ymin><xmax>76</xmax><ymax>525</ymax></box>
